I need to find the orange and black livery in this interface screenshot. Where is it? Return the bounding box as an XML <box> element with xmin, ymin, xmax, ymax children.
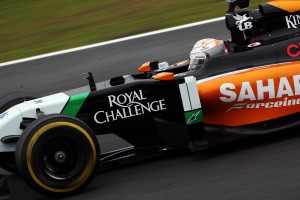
<box><xmin>1</xmin><ymin>0</ymin><xmax>300</xmax><ymax>198</ymax></box>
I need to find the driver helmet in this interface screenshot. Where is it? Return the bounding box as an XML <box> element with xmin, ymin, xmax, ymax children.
<box><xmin>188</xmin><ymin>38</ymin><xmax>228</xmax><ymax>70</ymax></box>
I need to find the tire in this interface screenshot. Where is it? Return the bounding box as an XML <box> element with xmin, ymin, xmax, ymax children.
<box><xmin>0</xmin><ymin>92</ymin><xmax>40</xmax><ymax>174</ymax></box>
<box><xmin>0</xmin><ymin>92</ymin><xmax>40</xmax><ymax>112</ymax></box>
<box><xmin>15</xmin><ymin>114</ymin><xmax>100</xmax><ymax>198</ymax></box>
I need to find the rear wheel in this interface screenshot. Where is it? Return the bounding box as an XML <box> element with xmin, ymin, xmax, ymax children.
<box><xmin>0</xmin><ymin>92</ymin><xmax>40</xmax><ymax>173</ymax></box>
<box><xmin>15</xmin><ymin>114</ymin><xmax>100</xmax><ymax>198</ymax></box>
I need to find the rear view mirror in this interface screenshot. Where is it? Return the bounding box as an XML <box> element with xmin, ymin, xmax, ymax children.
<box><xmin>153</xmin><ymin>72</ymin><xmax>174</xmax><ymax>81</ymax></box>
<box><xmin>138</xmin><ymin>61</ymin><xmax>159</xmax><ymax>72</ymax></box>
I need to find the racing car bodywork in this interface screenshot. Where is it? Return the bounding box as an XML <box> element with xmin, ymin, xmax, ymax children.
<box><xmin>1</xmin><ymin>0</ymin><xmax>300</xmax><ymax>197</ymax></box>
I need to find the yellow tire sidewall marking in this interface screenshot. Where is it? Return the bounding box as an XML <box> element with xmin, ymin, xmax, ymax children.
<box><xmin>26</xmin><ymin>121</ymin><xmax>97</xmax><ymax>193</ymax></box>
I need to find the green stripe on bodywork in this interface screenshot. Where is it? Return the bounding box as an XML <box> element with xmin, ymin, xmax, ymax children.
<box><xmin>62</xmin><ymin>92</ymin><xmax>89</xmax><ymax>116</ymax></box>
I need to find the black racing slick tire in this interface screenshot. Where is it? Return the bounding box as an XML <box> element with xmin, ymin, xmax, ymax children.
<box><xmin>0</xmin><ymin>92</ymin><xmax>40</xmax><ymax>112</ymax></box>
<box><xmin>15</xmin><ymin>114</ymin><xmax>100</xmax><ymax>198</ymax></box>
<box><xmin>0</xmin><ymin>92</ymin><xmax>40</xmax><ymax>174</ymax></box>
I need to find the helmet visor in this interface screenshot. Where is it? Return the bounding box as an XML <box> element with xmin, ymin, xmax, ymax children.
<box><xmin>188</xmin><ymin>58</ymin><xmax>205</xmax><ymax>70</ymax></box>
<box><xmin>188</xmin><ymin>51</ymin><xmax>207</xmax><ymax>70</ymax></box>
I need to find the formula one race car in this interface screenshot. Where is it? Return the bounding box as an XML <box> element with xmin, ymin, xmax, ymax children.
<box><xmin>0</xmin><ymin>0</ymin><xmax>300</xmax><ymax>197</ymax></box>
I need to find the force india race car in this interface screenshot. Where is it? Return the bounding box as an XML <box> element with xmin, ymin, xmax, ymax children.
<box><xmin>0</xmin><ymin>0</ymin><xmax>300</xmax><ymax>197</ymax></box>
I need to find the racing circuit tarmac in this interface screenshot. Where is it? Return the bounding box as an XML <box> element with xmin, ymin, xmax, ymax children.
<box><xmin>1</xmin><ymin>19</ymin><xmax>300</xmax><ymax>200</ymax></box>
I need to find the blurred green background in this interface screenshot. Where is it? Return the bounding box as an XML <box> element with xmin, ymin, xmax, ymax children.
<box><xmin>0</xmin><ymin>0</ymin><xmax>265</xmax><ymax>63</ymax></box>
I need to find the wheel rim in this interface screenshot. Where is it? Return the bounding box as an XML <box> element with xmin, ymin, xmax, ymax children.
<box><xmin>26</xmin><ymin>122</ymin><xmax>97</xmax><ymax>192</ymax></box>
<box><xmin>40</xmin><ymin>136</ymin><xmax>84</xmax><ymax>180</ymax></box>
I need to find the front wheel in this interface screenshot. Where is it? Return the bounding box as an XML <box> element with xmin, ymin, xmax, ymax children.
<box><xmin>15</xmin><ymin>114</ymin><xmax>100</xmax><ymax>198</ymax></box>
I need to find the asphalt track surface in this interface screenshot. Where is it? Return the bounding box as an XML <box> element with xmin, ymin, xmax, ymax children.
<box><xmin>1</xmin><ymin>20</ymin><xmax>300</xmax><ymax>200</ymax></box>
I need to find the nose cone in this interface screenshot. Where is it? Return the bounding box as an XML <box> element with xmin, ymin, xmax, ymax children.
<box><xmin>0</xmin><ymin>108</ymin><xmax>23</xmax><ymax>152</ymax></box>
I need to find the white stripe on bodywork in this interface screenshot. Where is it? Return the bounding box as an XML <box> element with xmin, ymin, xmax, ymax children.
<box><xmin>179</xmin><ymin>84</ymin><xmax>192</xmax><ymax>111</ymax></box>
<box><xmin>179</xmin><ymin>76</ymin><xmax>202</xmax><ymax>112</ymax></box>
<box><xmin>0</xmin><ymin>92</ymin><xmax>70</xmax><ymax>152</ymax></box>
<box><xmin>0</xmin><ymin>108</ymin><xmax>23</xmax><ymax>151</ymax></box>
<box><xmin>14</xmin><ymin>92</ymin><xmax>69</xmax><ymax>118</ymax></box>
<box><xmin>185</xmin><ymin>76</ymin><xmax>201</xmax><ymax>110</ymax></box>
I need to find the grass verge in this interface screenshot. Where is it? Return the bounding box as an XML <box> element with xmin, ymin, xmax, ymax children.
<box><xmin>0</xmin><ymin>0</ymin><xmax>265</xmax><ymax>63</ymax></box>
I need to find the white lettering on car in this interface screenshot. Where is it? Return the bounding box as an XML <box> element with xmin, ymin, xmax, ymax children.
<box><xmin>233</xmin><ymin>13</ymin><xmax>253</xmax><ymax>31</ymax></box>
<box><xmin>94</xmin><ymin>90</ymin><xmax>167</xmax><ymax>124</ymax></box>
<box><xmin>285</xmin><ymin>15</ymin><xmax>300</xmax><ymax>29</ymax></box>
<box><xmin>219</xmin><ymin>75</ymin><xmax>300</xmax><ymax>103</ymax></box>
<box><xmin>219</xmin><ymin>75</ymin><xmax>300</xmax><ymax>112</ymax></box>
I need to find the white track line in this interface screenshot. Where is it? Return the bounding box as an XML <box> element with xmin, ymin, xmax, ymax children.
<box><xmin>0</xmin><ymin>17</ymin><xmax>224</xmax><ymax>67</ymax></box>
